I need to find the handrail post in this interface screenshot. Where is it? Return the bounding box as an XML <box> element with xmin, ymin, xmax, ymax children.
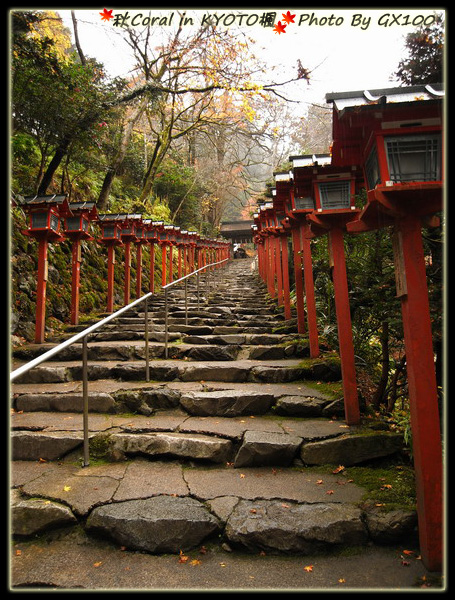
<box><xmin>82</xmin><ymin>335</ymin><xmax>89</xmax><ymax>467</ymax></box>
<box><xmin>184</xmin><ymin>277</ymin><xmax>188</xmax><ymax>325</ymax></box>
<box><xmin>164</xmin><ymin>287</ymin><xmax>169</xmax><ymax>359</ymax></box>
<box><xmin>144</xmin><ymin>297</ymin><xmax>149</xmax><ymax>382</ymax></box>
<box><xmin>197</xmin><ymin>270</ymin><xmax>200</xmax><ymax>309</ymax></box>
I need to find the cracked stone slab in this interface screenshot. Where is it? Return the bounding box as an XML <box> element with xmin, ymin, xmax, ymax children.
<box><xmin>180</xmin><ymin>390</ymin><xmax>275</xmax><ymax>416</ymax></box>
<box><xmin>225</xmin><ymin>500</ymin><xmax>368</xmax><ymax>554</ymax></box>
<box><xmin>113</xmin><ymin>461</ymin><xmax>188</xmax><ymax>501</ymax></box>
<box><xmin>86</xmin><ymin>495</ymin><xmax>220</xmax><ymax>553</ymax></box>
<box><xmin>108</xmin><ymin>432</ymin><xmax>233</xmax><ymax>463</ymax></box>
<box><xmin>11</xmin><ymin>489</ymin><xmax>77</xmax><ymax>536</ymax></box>
<box><xmin>184</xmin><ymin>466</ymin><xmax>365</xmax><ymax>504</ymax></box>
<box><xmin>178</xmin><ymin>415</ymin><xmax>284</xmax><ymax>441</ymax></box>
<box><xmin>234</xmin><ymin>430</ymin><xmax>302</xmax><ymax>468</ymax></box>
<box><xmin>11</xmin><ymin>431</ymin><xmax>85</xmax><ymax>461</ymax></box>
<box><xmin>20</xmin><ymin>463</ymin><xmax>121</xmax><ymax>516</ymax></box>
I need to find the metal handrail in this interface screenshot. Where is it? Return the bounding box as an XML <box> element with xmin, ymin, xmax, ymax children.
<box><xmin>162</xmin><ymin>257</ymin><xmax>229</xmax><ymax>358</ymax></box>
<box><xmin>10</xmin><ymin>256</ymin><xmax>230</xmax><ymax>466</ymax></box>
<box><xmin>10</xmin><ymin>292</ymin><xmax>153</xmax><ymax>383</ymax></box>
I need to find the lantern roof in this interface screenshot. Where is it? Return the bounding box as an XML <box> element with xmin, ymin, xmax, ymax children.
<box><xmin>289</xmin><ymin>154</ymin><xmax>331</xmax><ymax>168</ymax></box>
<box><xmin>325</xmin><ymin>83</ymin><xmax>444</xmax><ymax>113</ymax></box>
<box><xmin>326</xmin><ymin>84</ymin><xmax>444</xmax><ymax>167</ymax></box>
<box><xmin>19</xmin><ymin>194</ymin><xmax>72</xmax><ymax>216</ymax></box>
<box><xmin>68</xmin><ymin>202</ymin><xmax>98</xmax><ymax>220</ymax></box>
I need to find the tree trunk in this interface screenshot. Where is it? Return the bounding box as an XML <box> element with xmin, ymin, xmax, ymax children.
<box><xmin>97</xmin><ymin>98</ymin><xmax>148</xmax><ymax>211</ymax></box>
<box><xmin>372</xmin><ymin>320</ymin><xmax>389</xmax><ymax>409</ymax></box>
<box><xmin>37</xmin><ymin>136</ymin><xmax>71</xmax><ymax>195</ymax></box>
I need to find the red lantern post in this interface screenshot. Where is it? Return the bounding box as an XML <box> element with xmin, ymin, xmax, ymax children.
<box><xmin>328</xmin><ymin>84</ymin><xmax>444</xmax><ymax>571</ymax></box>
<box><xmin>97</xmin><ymin>214</ymin><xmax>124</xmax><ymax>313</ymax></box>
<box><xmin>64</xmin><ymin>202</ymin><xmax>98</xmax><ymax>324</ymax></box>
<box><xmin>18</xmin><ymin>194</ymin><xmax>70</xmax><ymax>343</ymax></box>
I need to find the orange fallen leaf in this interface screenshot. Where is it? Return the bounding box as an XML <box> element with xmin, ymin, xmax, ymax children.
<box><xmin>240</xmin><ymin>473</ymin><xmax>245</xmax><ymax>479</ymax></box>
<box><xmin>303</xmin><ymin>565</ymin><xmax>313</xmax><ymax>572</ymax></box>
<box><xmin>190</xmin><ymin>559</ymin><xmax>201</xmax><ymax>566</ymax></box>
<box><xmin>250</xmin><ymin>508</ymin><xmax>257</xmax><ymax>514</ymax></box>
<box><xmin>326</xmin><ymin>490</ymin><xmax>334</xmax><ymax>495</ymax></box>
<box><xmin>93</xmin><ymin>562</ymin><xmax>102</xmax><ymax>568</ymax></box>
<box><xmin>402</xmin><ymin>549</ymin><xmax>415</xmax><ymax>555</ymax></box>
<box><xmin>316</xmin><ymin>479</ymin><xmax>323</xmax><ymax>485</ymax></box>
<box><xmin>338</xmin><ymin>578</ymin><xmax>346</xmax><ymax>583</ymax></box>
<box><xmin>332</xmin><ymin>465</ymin><xmax>345</xmax><ymax>474</ymax></box>
<box><xmin>15</xmin><ymin>549</ymin><xmax>22</xmax><ymax>556</ymax></box>
<box><xmin>179</xmin><ymin>550</ymin><xmax>189</xmax><ymax>563</ymax></box>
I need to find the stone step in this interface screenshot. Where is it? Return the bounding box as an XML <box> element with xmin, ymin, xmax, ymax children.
<box><xmin>11</xmin><ymin>457</ymin><xmax>417</xmax><ymax>555</ymax></box>
<box><xmin>11</xmin><ymin>358</ymin><xmax>342</xmax><ymax>385</ymax></box>
<box><xmin>12</xmin><ymin>334</ymin><xmax>309</xmax><ymax>363</ymax></box>
<box><xmin>10</xmin><ymin>409</ymin><xmax>403</xmax><ymax>467</ymax></box>
<box><xmin>12</xmin><ymin>380</ymin><xmax>343</xmax><ymax>417</ymax></box>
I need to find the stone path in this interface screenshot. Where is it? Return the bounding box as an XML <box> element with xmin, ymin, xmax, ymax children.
<box><xmin>10</xmin><ymin>258</ymin><xmax>420</xmax><ymax>590</ymax></box>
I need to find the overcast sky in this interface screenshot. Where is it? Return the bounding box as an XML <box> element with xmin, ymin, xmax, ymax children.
<box><xmin>58</xmin><ymin>8</ymin><xmax>444</xmax><ymax>109</ymax></box>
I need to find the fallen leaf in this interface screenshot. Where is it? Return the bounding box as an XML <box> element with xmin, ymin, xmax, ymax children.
<box><xmin>93</xmin><ymin>562</ymin><xmax>102</xmax><ymax>568</ymax></box>
<box><xmin>250</xmin><ymin>508</ymin><xmax>257</xmax><ymax>514</ymax></box>
<box><xmin>38</xmin><ymin>458</ymin><xmax>47</xmax><ymax>463</ymax></box>
<box><xmin>332</xmin><ymin>465</ymin><xmax>345</xmax><ymax>474</ymax></box>
<box><xmin>190</xmin><ymin>559</ymin><xmax>201</xmax><ymax>566</ymax></box>
<box><xmin>281</xmin><ymin>503</ymin><xmax>290</xmax><ymax>509</ymax></box>
<box><xmin>381</xmin><ymin>484</ymin><xmax>393</xmax><ymax>490</ymax></box>
<box><xmin>240</xmin><ymin>473</ymin><xmax>245</xmax><ymax>479</ymax></box>
<box><xmin>63</xmin><ymin>485</ymin><xmax>71</xmax><ymax>492</ymax></box>
<box><xmin>303</xmin><ymin>565</ymin><xmax>313</xmax><ymax>572</ymax></box>
<box><xmin>15</xmin><ymin>549</ymin><xmax>22</xmax><ymax>556</ymax></box>
<box><xmin>338</xmin><ymin>578</ymin><xmax>346</xmax><ymax>583</ymax></box>
<box><xmin>219</xmin><ymin>562</ymin><xmax>226</xmax><ymax>567</ymax></box>
<box><xmin>316</xmin><ymin>479</ymin><xmax>323</xmax><ymax>485</ymax></box>
<box><xmin>199</xmin><ymin>546</ymin><xmax>207</xmax><ymax>555</ymax></box>
<box><xmin>326</xmin><ymin>490</ymin><xmax>334</xmax><ymax>495</ymax></box>
<box><xmin>179</xmin><ymin>550</ymin><xmax>189</xmax><ymax>563</ymax></box>
<box><xmin>402</xmin><ymin>549</ymin><xmax>415</xmax><ymax>555</ymax></box>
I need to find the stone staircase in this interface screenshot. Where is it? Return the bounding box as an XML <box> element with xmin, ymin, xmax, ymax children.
<box><xmin>10</xmin><ymin>258</ymin><xmax>416</xmax><ymax>560</ymax></box>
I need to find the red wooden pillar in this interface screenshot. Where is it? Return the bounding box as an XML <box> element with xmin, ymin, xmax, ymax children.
<box><xmin>280</xmin><ymin>234</ymin><xmax>292</xmax><ymax>320</ymax></box>
<box><xmin>70</xmin><ymin>240</ymin><xmax>81</xmax><ymax>325</ymax></box>
<box><xmin>34</xmin><ymin>238</ymin><xmax>49</xmax><ymax>344</ymax></box>
<box><xmin>135</xmin><ymin>243</ymin><xmax>143</xmax><ymax>298</ymax></box>
<box><xmin>169</xmin><ymin>244</ymin><xmax>174</xmax><ymax>283</ymax></box>
<box><xmin>394</xmin><ymin>215</ymin><xmax>443</xmax><ymax>572</ymax></box>
<box><xmin>161</xmin><ymin>244</ymin><xmax>167</xmax><ymax>287</ymax></box>
<box><xmin>265</xmin><ymin>237</ymin><xmax>275</xmax><ymax>297</ymax></box>
<box><xmin>275</xmin><ymin>236</ymin><xmax>283</xmax><ymax>306</ymax></box>
<box><xmin>177</xmin><ymin>245</ymin><xmax>182</xmax><ymax>279</ymax></box>
<box><xmin>123</xmin><ymin>241</ymin><xmax>132</xmax><ymax>305</ymax></box>
<box><xmin>328</xmin><ymin>226</ymin><xmax>360</xmax><ymax>425</ymax></box>
<box><xmin>300</xmin><ymin>223</ymin><xmax>319</xmax><ymax>358</ymax></box>
<box><xmin>106</xmin><ymin>245</ymin><xmax>116</xmax><ymax>313</ymax></box>
<box><xmin>291</xmin><ymin>227</ymin><xmax>305</xmax><ymax>334</ymax></box>
<box><xmin>151</xmin><ymin>242</ymin><xmax>157</xmax><ymax>290</ymax></box>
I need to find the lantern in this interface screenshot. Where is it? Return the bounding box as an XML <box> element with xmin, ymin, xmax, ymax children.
<box><xmin>17</xmin><ymin>194</ymin><xmax>71</xmax><ymax>343</ymax></box>
<box><xmin>64</xmin><ymin>202</ymin><xmax>98</xmax><ymax>325</ymax></box>
<box><xmin>97</xmin><ymin>214</ymin><xmax>125</xmax><ymax>313</ymax></box>
<box><xmin>326</xmin><ymin>84</ymin><xmax>444</xmax><ymax>571</ymax></box>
